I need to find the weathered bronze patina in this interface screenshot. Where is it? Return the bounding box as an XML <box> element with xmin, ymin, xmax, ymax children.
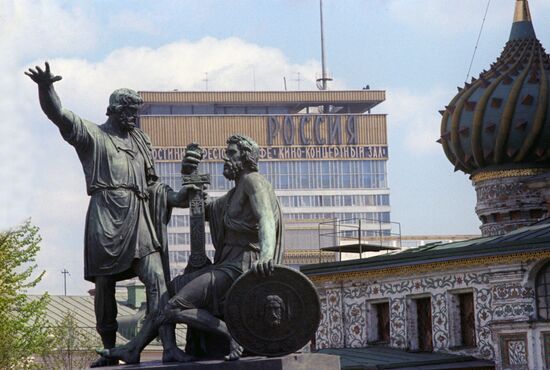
<box><xmin>224</xmin><ymin>265</ymin><xmax>321</xmax><ymax>357</ymax></box>
<box><xmin>100</xmin><ymin>134</ymin><xmax>285</xmax><ymax>363</ymax></box>
<box><xmin>27</xmin><ymin>62</ymin><xmax>321</xmax><ymax>366</ymax></box>
<box><xmin>25</xmin><ymin>63</ymin><xmax>196</xmax><ymax>367</ymax></box>
<box><xmin>181</xmin><ymin>143</ymin><xmax>212</xmax><ymax>273</ymax></box>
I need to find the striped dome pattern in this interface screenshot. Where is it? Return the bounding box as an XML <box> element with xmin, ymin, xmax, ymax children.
<box><xmin>439</xmin><ymin>0</ymin><xmax>550</xmax><ymax>174</ymax></box>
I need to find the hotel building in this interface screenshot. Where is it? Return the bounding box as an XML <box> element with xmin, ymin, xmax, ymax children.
<box><xmin>137</xmin><ymin>90</ymin><xmax>389</xmax><ymax>275</ymax></box>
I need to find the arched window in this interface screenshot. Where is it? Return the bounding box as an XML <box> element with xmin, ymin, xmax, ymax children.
<box><xmin>536</xmin><ymin>262</ymin><xmax>550</xmax><ymax>319</ymax></box>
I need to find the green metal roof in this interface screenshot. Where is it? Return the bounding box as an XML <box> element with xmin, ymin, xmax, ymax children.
<box><xmin>302</xmin><ymin>218</ymin><xmax>550</xmax><ymax>277</ymax></box>
<box><xmin>28</xmin><ymin>295</ymin><xmax>138</xmax><ymax>344</ymax></box>
<box><xmin>317</xmin><ymin>347</ymin><xmax>494</xmax><ymax>370</ymax></box>
<box><xmin>29</xmin><ymin>295</ymin><xmax>188</xmax><ymax>347</ymax></box>
<box><xmin>321</xmin><ymin>243</ymin><xmax>401</xmax><ymax>253</ymax></box>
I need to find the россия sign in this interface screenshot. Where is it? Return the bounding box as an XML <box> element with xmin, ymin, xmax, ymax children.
<box><xmin>267</xmin><ymin>115</ymin><xmax>358</xmax><ymax>146</ymax></box>
<box><xmin>152</xmin><ymin>114</ymin><xmax>387</xmax><ymax>161</ymax></box>
<box><xmin>152</xmin><ymin>145</ymin><xmax>388</xmax><ymax>162</ymax></box>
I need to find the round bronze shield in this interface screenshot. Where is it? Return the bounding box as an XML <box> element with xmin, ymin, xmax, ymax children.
<box><xmin>224</xmin><ymin>265</ymin><xmax>320</xmax><ymax>357</ymax></box>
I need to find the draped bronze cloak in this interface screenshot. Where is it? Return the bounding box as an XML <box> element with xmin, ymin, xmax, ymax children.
<box><xmin>59</xmin><ymin>110</ymin><xmax>162</xmax><ymax>282</ymax></box>
<box><xmin>182</xmin><ymin>172</ymin><xmax>284</xmax><ymax>358</ymax></box>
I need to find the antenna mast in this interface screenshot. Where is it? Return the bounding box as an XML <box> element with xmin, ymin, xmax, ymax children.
<box><xmin>317</xmin><ymin>0</ymin><xmax>332</xmax><ymax>91</ymax></box>
<box><xmin>203</xmin><ymin>72</ymin><xmax>209</xmax><ymax>91</ymax></box>
<box><xmin>61</xmin><ymin>268</ymin><xmax>69</xmax><ymax>296</ymax></box>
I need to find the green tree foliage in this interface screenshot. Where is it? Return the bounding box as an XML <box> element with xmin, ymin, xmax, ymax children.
<box><xmin>0</xmin><ymin>221</ymin><xmax>53</xmax><ymax>369</ymax></box>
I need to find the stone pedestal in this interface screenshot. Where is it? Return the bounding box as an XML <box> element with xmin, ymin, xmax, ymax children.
<box><xmin>94</xmin><ymin>353</ymin><xmax>340</xmax><ymax>370</ymax></box>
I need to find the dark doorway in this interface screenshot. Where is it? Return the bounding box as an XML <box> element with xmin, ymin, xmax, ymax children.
<box><xmin>416</xmin><ymin>297</ymin><xmax>433</xmax><ymax>352</ymax></box>
<box><xmin>459</xmin><ymin>293</ymin><xmax>476</xmax><ymax>347</ymax></box>
<box><xmin>374</xmin><ymin>302</ymin><xmax>390</xmax><ymax>342</ymax></box>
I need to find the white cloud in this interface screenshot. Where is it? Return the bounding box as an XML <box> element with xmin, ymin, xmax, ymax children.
<box><xmin>106</xmin><ymin>9</ymin><xmax>162</xmax><ymax>37</ymax></box>
<box><xmin>387</xmin><ymin>0</ymin><xmax>508</xmax><ymax>36</ymax></box>
<box><xmin>4</xmin><ymin>0</ymin><xmax>503</xmax><ymax>295</ymax></box>
<box><xmin>387</xmin><ymin>0</ymin><xmax>550</xmax><ymax>39</ymax></box>
<box><xmin>1</xmin><ymin>0</ymin><xmax>99</xmax><ymax>233</ymax></box>
<box><xmin>6</xmin><ymin>16</ymin><xmax>330</xmax><ymax>294</ymax></box>
<box><xmin>5</xmin><ymin>0</ymin><xmax>97</xmax><ymax>62</ymax></box>
<box><xmin>381</xmin><ymin>87</ymin><xmax>451</xmax><ymax>155</ymax></box>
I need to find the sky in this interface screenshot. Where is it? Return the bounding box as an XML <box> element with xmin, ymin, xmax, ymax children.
<box><xmin>3</xmin><ymin>0</ymin><xmax>550</xmax><ymax>295</ymax></box>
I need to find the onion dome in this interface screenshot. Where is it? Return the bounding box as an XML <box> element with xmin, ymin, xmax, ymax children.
<box><xmin>439</xmin><ymin>0</ymin><xmax>550</xmax><ymax>175</ymax></box>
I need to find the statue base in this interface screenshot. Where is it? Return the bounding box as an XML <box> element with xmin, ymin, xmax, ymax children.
<box><xmin>93</xmin><ymin>353</ymin><xmax>340</xmax><ymax>370</ymax></box>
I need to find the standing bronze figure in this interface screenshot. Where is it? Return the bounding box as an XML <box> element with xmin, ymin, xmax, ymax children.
<box><xmin>25</xmin><ymin>62</ymin><xmax>196</xmax><ymax>367</ymax></box>
<box><xmin>100</xmin><ymin>134</ymin><xmax>284</xmax><ymax>363</ymax></box>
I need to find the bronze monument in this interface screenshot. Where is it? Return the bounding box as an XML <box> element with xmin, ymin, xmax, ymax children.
<box><xmin>27</xmin><ymin>63</ymin><xmax>321</xmax><ymax>368</ymax></box>
<box><xmin>100</xmin><ymin>134</ymin><xmax>286</xmax><ymax>363</ymax></box>
<box><xmin>25</xmin><ymin>62</ymin><xmax>197</xmax><ymax>366</ymax></box>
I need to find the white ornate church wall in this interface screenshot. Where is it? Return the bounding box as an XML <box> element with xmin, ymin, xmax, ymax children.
<box><xmin>311</xmin><ymin>258</ymin><xmax>550</xmax><ymax>370</ymax></box>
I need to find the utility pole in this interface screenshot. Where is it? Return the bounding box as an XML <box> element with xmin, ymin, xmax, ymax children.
<box><xmin>202</xmin><ymin>72</ymin><xmax>209</xmax><ymax>91</ymax></box>
<box><xmin>252</xmin><ymin>67</ymin><xmax>256</xmax><ymax>91</ymax></box>
<box><xmin>61</xmin><ymin>269</ymin><xmax>69</xmax><ymax>296</ymax></box>
<box><xmin>293</xmin><ymin>72</ymin><xmax>301</xmax><ymax>90</ymax></box>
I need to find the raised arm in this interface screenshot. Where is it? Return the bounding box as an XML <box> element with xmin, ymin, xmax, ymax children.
<box><xmin>246</xmin><ymin>176</ymin><xmax>277</xmax><ymax>276</ymax></box>
<box><xmin>26</xmin><ymin>62</ymin><xmax>98</xmax><ymax>150</ymax></box>
<box><xmin>25</xmin><ymin>62</ymin><xmax>67</xmax><ymax>128</ymax></box>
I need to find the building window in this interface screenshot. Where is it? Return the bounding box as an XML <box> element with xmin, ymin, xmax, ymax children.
<box><xmin>156</xmin><ymin>159</ymin><xmax>389</xmax><ymax>191</ymax></box>
<box><xmin>416</xmin><ymin>297</ymin><xmax>433</xmax><ymax>352</ymax></box>
<box><xmin>543</xmin><ymin>332</ymin><xmax>550</xmax><ymax>369</ymax></box>
<box><xmin>172</xmin><ymin>105</ymin><xmax>192</xmax><ymax>114</ymax></box>
<box><xmin>371</xmin><ymin>302</ymin><xmax>390</xmax><ymax>343</ymax></box>
<box><xmin>536</xmin><ymin>262</ymin><xmax>550</xmax><ymax>319</ymax></box>
<box><xmin>458</xmin><ymin>293</ymin><xmax>476</xmax><ymax>347</ymax></box>
<box><xmin>149</xmin><ymin>104</ymin><xmax>171</xmax><ymax>114</ymax></box>
<box><xmin>225</xmin><ymin>106</ymin><xmax>246</xmax><ymax>114</ymax></box>
<box><xmin>367</xmin><ymin>300</ymin><xmax>390</xmax><ymax>343</ymax></box>
<box><xmin>247</xmin><ymin>106</ymin><xmax>268</xmax><ymax>114</ymax></box>
<box><xmin>192</xmin><ymin>105</ymin><xmax>214</xmax><ymax>114</ymax></box>
<box><xmin>449</xmin><ymin>291</ymin><xmax>476</xmax><ymax>348</ymax></box>
<box><xmin>407</xmin><ymin>296</ymin><xmax>433</xmax><ymax>352</ymax></box>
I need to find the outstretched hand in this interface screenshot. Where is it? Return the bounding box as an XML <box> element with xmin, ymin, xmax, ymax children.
<box><xmin>251</xmin><ymin>258</ymin><xmax>274</xmax><ymax>277</ymax></box>
<box><xmin>24</xmin><ymin>62</ymin><xmax>62</xmax><ymax>86</ymax></box>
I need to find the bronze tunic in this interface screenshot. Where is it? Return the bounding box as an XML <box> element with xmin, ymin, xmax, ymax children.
<box><xmin>59</xmin><ymin>110</ymin><xmax>160</xmax><ymax>281</ymax></box>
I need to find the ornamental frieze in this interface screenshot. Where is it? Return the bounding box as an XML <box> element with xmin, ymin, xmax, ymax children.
<box><xmin>493</xmin><ymin>303</ymin><xmax>534</xmax><ymax>320</ymax></box>
<box><xmin>492</xmin><ymin>284</ymin><xmax>534</xmax><ymax>301</ymax></box>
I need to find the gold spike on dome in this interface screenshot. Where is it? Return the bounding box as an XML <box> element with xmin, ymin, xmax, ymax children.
<box><xmin>514</xmin><ymin>0</ymin><xmax>532</xmax><ymax>23</ymax></box>
<box><xmin>439</xmin><ymin>0</ymin><xmax>549</xmax><ymax>175</ymax></box>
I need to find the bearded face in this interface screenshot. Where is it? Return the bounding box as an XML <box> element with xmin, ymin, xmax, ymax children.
<box><xmin>115</xmin><ymin>105</ymin><xmax>140</xmax><ymax>131</ymax></box>
<box><xmin>223</xmin><ymin>160</ymin><xmax>243</xmax><ymax>180</ymax></box>
<box><xmin>263</xmin><ymin>296</ymin><xmax>284</xmax><ymax>328</ymax></box>
<box><xmin>223</xmin><ymin>143</ymin><xmax>244</xmax><ymax>180</ymax></box>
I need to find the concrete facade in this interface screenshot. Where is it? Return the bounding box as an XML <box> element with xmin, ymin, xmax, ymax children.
<box><xmin>137</xmin><ymin>90</ymin><xmax>391</xmax><ymax>274</ymax></box>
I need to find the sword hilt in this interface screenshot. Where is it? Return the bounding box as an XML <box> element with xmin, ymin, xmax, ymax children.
<box><xmin>181</xmin><ymin>142</ymin><xmax>204</xmax><ymax>177</ymax></box>
<box><xmin>181</xmin><ymin>142</ymin><xmax>212</xmax><ymax>273</ymax></box>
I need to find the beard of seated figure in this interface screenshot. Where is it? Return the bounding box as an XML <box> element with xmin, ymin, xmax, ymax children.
<box><xmin>223</xmin><ymin>159</ymin><xmax>243</xmax><ymax>181</ymax></box>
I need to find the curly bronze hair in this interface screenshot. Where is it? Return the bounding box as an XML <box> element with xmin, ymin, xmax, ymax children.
<box><xmin>106</xmin><ymin>88</ymin><xmax>143</xmax><ymax>116</ymax></box>
<box><xmin>226</xmin><ymin>134</ymin><xmax>260</xmax><ymax>172</ymax></box>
